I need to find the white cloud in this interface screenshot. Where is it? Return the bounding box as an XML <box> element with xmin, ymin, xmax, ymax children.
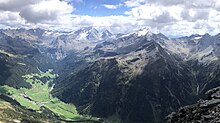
<box><xmin>0</xmin><ymin>0</ymin><xmax>220</xmax><ymax>36</ymax></box>
<box><xmin>19</xmin><ymin>0</ymin><xmax>74</xmax><ymax>23</ymax></box>
<box><xmin>102</xmin><ymin>4</ymin><xmax>122</xmax><ymax>9</ymax></box>
<box><xmin>124</xmin><ymin>0</ymin><xmax>146</xmax><ymax>7</ymax></box>
<box><xmin>153</xmin><ymin>11</ymin><xmax>176</xmax><ymax>23</ymax></box>
<box><xmin>61</xmin><ymin>0</ymin><xmax>83</xmax><ymax>3</ymax></box>
<box><xmin>181</xmin><ymin>8</ymin><xmax>211</xmax><ymax>21</ymax></box>
<box><xmin>0</xmin><ymin>0</ymin><xmax>75</xmax><ymax>30</ymax></box>
<box><xmin>122</xmin><ymin>0</ymin><xmax>220</xmax><ymax>35</ymax></box>
<box><xmin>0</xmin><ymin>0</ymin><xmax>39</xmax><ymax>11</ymax></box>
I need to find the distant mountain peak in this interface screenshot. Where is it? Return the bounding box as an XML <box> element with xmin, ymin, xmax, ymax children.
<box><xmin>76</xmin><ymin>26</ymin><xmax>98</xmax><ymax>33</ymax></box>
<box><xmin>121</xmin><ymin>27</ymin><xmax>152</xmax><ymax>38</ymax></box>
<box><xmin>102</xmin><ymin>29</ymin><xmax>111</xmax><ymax>34</ymax></box>
<box><xmin>189</xmin><ymin>34</ymin><xmax>202</xmax><ymax>39</ymax></box>
<box><xmin>101</xmin><ymin>29</ymin><xmax>112</xmax><ymax>39</ymax></box>
<box><xmin>135</xmin><ymin>27</ymin><xmax>152</xmax><ymax>36</ymax></box>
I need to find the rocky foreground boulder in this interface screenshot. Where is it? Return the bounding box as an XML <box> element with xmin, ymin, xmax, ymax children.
<box><xmin>166</xmin><ymin>86</ymin><xmax>220</xmax><ymax>123</ymax></box>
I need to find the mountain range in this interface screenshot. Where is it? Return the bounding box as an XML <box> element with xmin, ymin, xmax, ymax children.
<box><xmin>0</xmin><ymin>27</ymin><xmax>220</xmax><ymax>123</ymax></box>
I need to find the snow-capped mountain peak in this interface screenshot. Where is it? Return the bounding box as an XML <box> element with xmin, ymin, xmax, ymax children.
<box><xmin>101</xmin><ymin>29</ymin><xmax>112</xmax><ymax>39</ymax></box>
<box><xmin>135</xmin><ymin>27</ymin><xmax>152</xmax><ymax>37</ymax></box>
<box><xmin>121</xmin><ymin>27</ymin><xmax>152</xmax><ymax>38</ymax></box>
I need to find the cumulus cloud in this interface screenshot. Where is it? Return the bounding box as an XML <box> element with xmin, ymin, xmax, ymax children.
<box><xmin>19</xmin><ymin>0</ymin><xmax>73</xmax><ymax>23</ymax></box>
<box><xmin>0</xmin><ymin>0</ymin><xmax>220</xmax><ymax>36</ymax></box>
<box><xmin>61</xmin><ymin>0</ymin><xmax>83</xmax><ymax>3</ymax></box>
<box><xmin>0</xmin><ymin>0</ymin><xmax>74</xmax><ymax>29</ymax></box>
<box><xmin>137</xmin><ymin>0</ymin><xmax>214</xmax><ymax>8</ymax></box>
<box><xmin>124</xmin><ymin>0</ymin><xmax>146</xmax><ymax>7</ymax></box>
<box><xmin>214</xmin><ymin>0</ymin><xmax>220</xmax><ymax>11</ymax></box>
<box><xmin>153</xmin><ymin>11</ymin><xmax>176</xmax><ymax>23</ymax></box>
<box><xmin>181</xmin><ymin>9</ymin><xmax>210</xmax><ymax>21</ymax></box>
<box><xmin>102</xmin><ymin>4</ymin><xmax>122</xmax><ymax>9</ymax></box>
<box><xmin>0</xmin><ymin>0</ymin><xmax>38</xmax><ymax>11</ymax></box>
<box><xmin>122</xmin><ymin>0</ymin><xmax>220</xmax><ymax>35</ymax></box>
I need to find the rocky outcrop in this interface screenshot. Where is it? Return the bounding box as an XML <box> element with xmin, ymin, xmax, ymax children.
<box><xmin>166</xmin><ymin>86</ymin><xmax>220</xmax><ymax>123</ymax></box>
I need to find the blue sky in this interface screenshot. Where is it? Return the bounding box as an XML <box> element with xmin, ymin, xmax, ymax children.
<box><xmin>70</xmin><ymin>0</ymin><xmax>130</xmax><ymax>16</ymax></box>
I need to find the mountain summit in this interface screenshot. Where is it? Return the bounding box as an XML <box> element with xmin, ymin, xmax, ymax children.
<box><xmin>135</xmin><ymin>27</ymin><xmax>152</xmax><ymax>36</ymax></box>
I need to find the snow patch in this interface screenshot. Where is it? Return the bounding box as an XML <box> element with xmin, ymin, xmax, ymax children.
<box><xmin>194</xmin><ymin>36</ymin><xmax>202</xmax><ymax>40</ymax></box>
<box><xmin>78</xmin><ymin>31</ymin><xmax>89</xmax><ymax>40</ymax></box>
<box><xmin>44</xmin><ymin>31</ymin><xmax>53</xmax><ymax>36</ymax></box>
<box><xmin>121</xmin><ymin>28</ymin><xmax>152</xmax><ymax>38</ymax></box>
<box><xmin>136</xmin><ymin>28</ymin><xmax>152</xmax><ymax>36</ymax></box>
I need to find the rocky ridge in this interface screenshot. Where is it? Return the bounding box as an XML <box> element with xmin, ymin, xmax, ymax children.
<box><xmin>166</xmin><ymin>86</ymin><xmax>220</xmax><ymax>123</ymax></box>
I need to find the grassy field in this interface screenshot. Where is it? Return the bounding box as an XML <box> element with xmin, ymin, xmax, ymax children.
<box><xmin>0</xmin><ymin>69</ymin><xmax>97</xmax><ymax>121</ymax></box>
<box><xmin>0</xmin><ymin>98</ymin><xmax>62</xmax><ymax>122</ymax></box>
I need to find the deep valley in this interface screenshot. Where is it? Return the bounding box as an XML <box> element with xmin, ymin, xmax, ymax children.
<box><xmin>0</xmin><ymin>27</ymin><xmax>220</xmax><ymax>123</ymax></box>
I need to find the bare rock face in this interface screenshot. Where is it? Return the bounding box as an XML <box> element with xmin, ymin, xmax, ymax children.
<box><xmin>166</xmin><ymin>86</ymin><xmax>220</xmax><ymax>123</ymax></box>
